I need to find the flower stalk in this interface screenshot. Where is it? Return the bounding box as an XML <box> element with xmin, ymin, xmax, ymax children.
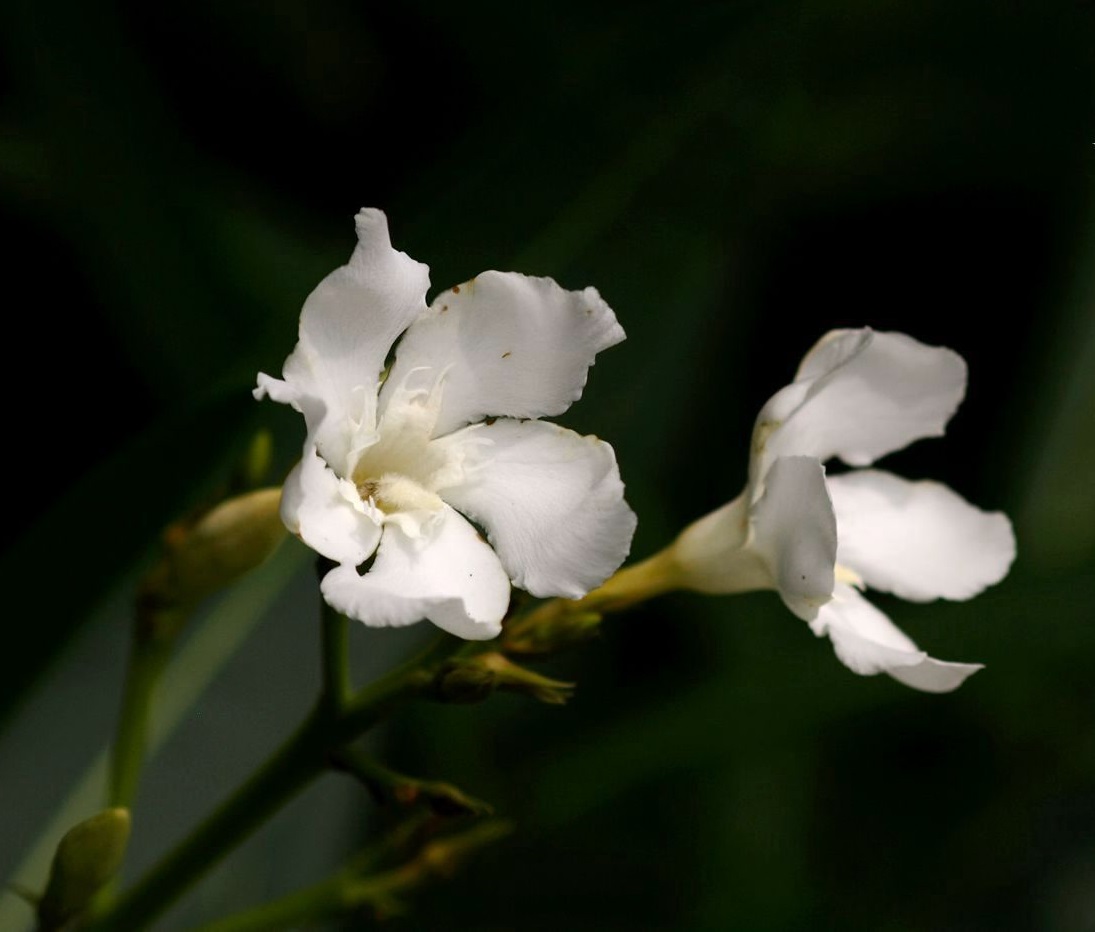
<box><xmin>110</xmin><ymin>488</ymin><xmax>286</xmax><ymax>810</ymax></box>
<box><xmin>331</xmin><ymin>748</ymin><xmax>493</xmax><ymax>817</ymax></box>
<box><xmin>318</xmin><ymin>562</ymin><xmax>352</xmax><ymax>713</ymax></box>
<box><xmin>82</xmin><ymin>634</ymin><xmax>461</xmax><ymax>932</ymax></box>
<box><xmin>83</xmin><ymin>550</ymin><xmax>686</xmax><ymax>931</ymax></box>
<box><xmin>108</xmin><ymin>634</ymin><xmax>175</xmax><ymax>809</ymax></box>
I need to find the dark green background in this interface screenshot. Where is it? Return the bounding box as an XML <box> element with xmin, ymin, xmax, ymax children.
<box><xmin>2</xmin><ymin>1</ymin><xmax>1094</xmax><ymax>929</ymax></box>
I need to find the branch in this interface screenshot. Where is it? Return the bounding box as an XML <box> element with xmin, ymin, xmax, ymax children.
<box><xmin>332</xmin><ymin>748</ymin><xmax>493</xmax><ymax>817</ymax></box>
<box><xmin>195</xmin><ymin>820</ymin><xmax>512</xmax><ymax>932</ymax></box>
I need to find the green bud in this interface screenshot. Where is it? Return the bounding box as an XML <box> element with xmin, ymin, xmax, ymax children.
<box><xmin>140</xmin><ymin>488</ymin><xmax>286</xmax><ymax>636</ymax></box>
<box><xmin>412</xmin><ymin>780</ymin><xmax>494</xmax><ymax>818</ymax></box>
<box><xmin>483</xmin><ymin>653</ymin><xmax>575</xmax><ymax>705</ymax></box>
<box><xmin>415</xmin><ymin>819</ymin><xmax>514</xmax><ymax>878</ymax></box>
<box><xmin>438</xmin><ymin>653</ymin><xmax>575</xmax><ymax>705</ymax></box>
<box><xmin>171</xmin><ymin>488</ymin><xmax>286</xmax><ymax>597</ymax></box>
<box><xmin>432</xmin><ymin>662</ymin><xmax>498</xmax><ymax>703</ymax></box>
<box><xmin>504</xmin><ymin>610</ymin><xmax>603</xmax><ymax>655</ymax></box>
<box><xmin>38</xmin><ymin>808</ymin><xmax>130</xmax><ymax>930</ymax></box>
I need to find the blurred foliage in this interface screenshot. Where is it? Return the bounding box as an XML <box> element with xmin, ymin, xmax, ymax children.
<box><xmin>1</xmin><ymin>0</ymin><xmax>1094</xmax><ymax>929</ymax></box>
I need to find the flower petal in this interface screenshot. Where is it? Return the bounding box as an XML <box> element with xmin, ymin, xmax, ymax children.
<box><xmin>755</xmin><ymin>329</ymin><xmax>967</xmax><ymax>473</ymax></box>
<box><xmin>320</xmin><ymin>505</ymin><xmax>510</xmax><ymax>639</ymax></box>
<box><xmin>382</xmin><ymin>271</ymin><xmax>624</xmax><ymax>437</ymax></box>
<box><xmin>749</xmin><ymin>456</ymin><xmax>837</xmax><ymax>621</ymax></box>
<box><xmin>437</xmin><ymin>419</ymin><xmax>636</xmax><ymax>599</ymax></box>
<box><xmin>255</xmin><ymin>209</ymin><xmax>430</xmax><ymax>473</ymax></box>
<box><xmin>828</xmin><ymin>469</ymin><xmax>1016</xmax><ymax>602</ymax></box>
<box><xmin>814</xmin><ymin>583</ymin><xmax>982</xmax><ymax>693</ymax></box>
<box><xmin>281</xmin><ymin>447</ymin><xmax>382</xmax><ymax>566</ymax></box>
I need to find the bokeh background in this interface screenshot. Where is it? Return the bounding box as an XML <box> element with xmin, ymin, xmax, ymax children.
<box><xmin>2</xmin><ymin>1</ymin><xmax>1095</xmax><ymax>929</ymax></box>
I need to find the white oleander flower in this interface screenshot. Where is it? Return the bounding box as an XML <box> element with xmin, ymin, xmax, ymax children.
<box><xmin>256</xmin><ymin>209</ymin><xmax>636</xmax><ymax>639</ymax></box>
<box><xmin>670</xmin><ymin>328</ymin><xmax>1015</xmax><ymax>692</ymax></box>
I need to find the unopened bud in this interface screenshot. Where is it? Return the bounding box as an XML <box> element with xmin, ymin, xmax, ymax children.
<box><xmin>432</xmin><ymin>662</ymin><xmax>497</xmax><ymax>703</ymax></box>
<box><xmin>140</xmin><ymin>488</ymin><xmax>286</xmax><ymax>633</ymax></box>
<box><xmin>38</xmin><ymin>808</ymin><xmax>130</xmax><ymax>930</ymax></box>
<box><xmin>417</xmin><ymin>819</ymin><xmax>514</xmax><ymax>879</ymax></box>
<box><xmin>434</xmin><ymin>654</ymin><xmax>575</xmax><ymax>705</ymax></box>
<box><xmin>477</xmin><ymin>653</ymin><xmax>575</xmax><ymax>705</ymax></box>
<box><xmin>504</xmin><ymin>609</ymin><xmax>603</xmax><ymax>655</ymax></box>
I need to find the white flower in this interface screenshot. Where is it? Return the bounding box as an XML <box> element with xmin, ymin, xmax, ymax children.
<box><xmin>255</xmin><ymin>209</ymin><xmax>636</xmax><ymax>639</ymax></box>
<box><xmin>670</xmin><ymin>328</ymin><xmax>1016</xmax><ymax>692</ymax></box>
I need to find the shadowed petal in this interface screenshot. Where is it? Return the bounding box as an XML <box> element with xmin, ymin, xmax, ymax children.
<box><xmin>754</xmin><ymin>329</ymin><xmax>967</xmax><ymax>476</ymax></box>
<box><xmin>282</xmin><ymin>446</ymin><xmax>381</xmax><ymax>566</ymax></box>
<box><xmin>814</xmin><ymin>584</ymin><xmax>982</xmax><ymax>693</ymax></box>
<box><xmin>438</xmin><ymin>419</ymin><xmax>636</xmax><ymax>598</ymax></box>
<box><xmin>321</xmin><ymin>505</ymin><xmax>510</xmax><ymax>639</ymax></box>
<box><xmin>749</xmin><ymin>456</ymin><xmax>837</xmax><ymax>621</ymax></box>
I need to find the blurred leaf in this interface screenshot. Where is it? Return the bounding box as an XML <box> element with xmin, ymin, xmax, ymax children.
<box><xmin>1019</xmin><ymin>211</ymin><xmax>1095</xmax><ymax>571</ymax></box>
<box><xmin>0</xmin><ymin>540</ymin><xmax>309</xmax><ymax>932</ymax></box>
<box><xmin>0</xmin><ymin>392</ymin><xmax>257</xmax><ymax>726</ymax></box>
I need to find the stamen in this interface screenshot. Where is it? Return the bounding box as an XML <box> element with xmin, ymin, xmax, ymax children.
<box><xmin>835</xmin><ymin>564</ymin><xmax>864</xmax><ymax>588</ymax></box>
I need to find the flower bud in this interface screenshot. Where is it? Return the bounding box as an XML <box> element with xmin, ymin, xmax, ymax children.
<box><xmin>480</xmin><ymin>653</ymin><xmax>575</xmax><ymax>704</ymax></box>
<box><xmin>432</xmin><ymin>662</ymin><xmax>498</xmax><ymax>703</ymax></box>
<box><xmin>38</xmin><ymin>808</ymin><xmax>130</xmax><ymax>930</ymax></box>
<box><xmin>504</xmin><ymin>608</ymin><xmax>603</xmax><ymax>655</ymax></box>
<box><xmin>140</xmin><ymin>487</ymin><xmax>286</xmax><ymax>636</ymax></box>
<box><xmin>433</xmin><ymin>653</ymin><xmax>575</xmax><ymax>705</ymax></box>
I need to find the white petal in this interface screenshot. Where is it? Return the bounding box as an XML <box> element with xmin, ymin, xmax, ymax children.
<box><xmin>320</xmin><ymin>505</ymin><xmax>510</xmax><ymax>639</ymax></box>
<box><xmin>828</xmin><ymin>469</ymin><xmax>1016</xmax><ymax>602</ymax></box>
<box><xmin>437</xmin><ymin>419</ymin><xmax>636</xmax><ymax>599</ymax></box>
<box><xmin>382</xmin><ymin>271</ymin><xmax>624</xmax><ymax>437</ymax></box>
<box><xmin>256</xmin><ymin>209</ymin><xmax>430</xmax><ymax>473</ymax></box>
<box><xmin>281</xmin><ymin>447</ymin><xmax>382</xmax><ymax>566</ymax></box>
<box><xmin>749</xmin><ymin>456</ymin><xmax>837</xmax><ymax>621</ymax></box>
<box><xmin>814</xmin><ymin>584</ymin><xmax>982</xmax><ymax>693</ymax></box>
<box><xmin>755</xmin><ymin>329</ymin><xmax>967</xmax><ymax>474</ymax></box>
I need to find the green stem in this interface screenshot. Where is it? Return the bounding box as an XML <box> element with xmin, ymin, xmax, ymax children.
<box><xmin>320</xmin><ymin>601</ymin><xmax>351</xmax><ymax>712</ymax></box>
<box><xmin>82</xmin><ymin>634</ymin><xmax>457</xmax><ymax>932</ymax></box>
<box><xmin>332</xmin><ymin>748</ymin><xmax>493</xmax><ymax>817</ymax></box>
<box><xmin>194</xmin><ymin>867</ymin><xmax>352</xmax><ymax>932</ymax></box>
<box><xmin>195</xmin><ymin>819</ymin><xmax>511</xmax><ymax>932</ymax></box>
<box><xmin>109</xmin><ymin>627</ymin><xmax>178</xmax><ymax>809</ymax></box>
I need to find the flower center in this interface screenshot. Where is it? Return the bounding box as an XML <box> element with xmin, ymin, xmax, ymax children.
<box><xmin>347</xmin><ymin>380</ymin><xmax>461</xmax><ymax>521</ymax></box>
<box><xmin>355</xmin><ymin>473</ymin><xmax>443</xmax><ymax>515</ymax></box>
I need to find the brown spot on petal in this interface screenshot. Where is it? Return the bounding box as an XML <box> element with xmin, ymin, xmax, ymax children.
<box><xmin>452</xmin><ymin>284</ymin><xmax>461</xmax><ymax>294</ymax></box>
